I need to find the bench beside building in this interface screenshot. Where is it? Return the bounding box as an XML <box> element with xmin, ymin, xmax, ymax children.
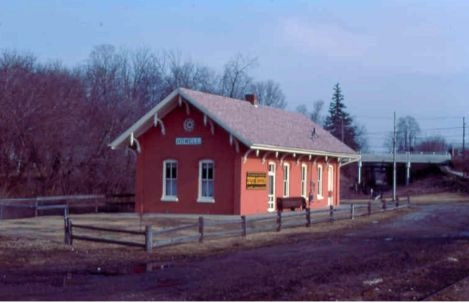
<box><xmin>110</xmin><ymin>88</ymin><xmax>359</xmax><ymax>215</ymax></box>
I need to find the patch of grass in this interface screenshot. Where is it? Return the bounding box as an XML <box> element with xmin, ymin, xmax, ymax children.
<box><xmin>0</xmin><ymin>206</ymin><xmax>412</xmax><ymax>272</ymax></box>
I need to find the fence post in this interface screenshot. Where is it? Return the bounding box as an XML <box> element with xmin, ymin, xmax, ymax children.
<box><xmin>305</xmin><ymin>208</ymin><xmax>311</xmax><ymax>227</ymax></box>
<box><xmin>351</xmin><ymin>203</ymin><xmax>355</xmax><ymax>219</ymax></box>
<box><xmin>34</xmin><ymin>198</ymin><xmax>38</xmax><ymax>217</ymax></box>
<box><xmin>145</xmin><ymin>225</ymin><xmax>153</xmax><ymax>253</ymax></box>
<box><xmin>0</xmin><ymin>204</ymin><xmax>3</xmax><ymax>220</ymax></box>
<box><xmin>64</xmin><ymin>216</ymin><xmax>72</xmax><ymax>245</ymax></box>
<box><xmin>241</xmin><ymin>215</ymin><xmax>247</xmax><ymax>237</ymax></box>
<box><xmin>198</xmin><ymin>216</ymin><xmax>204</xmax><ymax>243</ymax></box>
<box><xmin>407</xmin><ymin>195</ymin><xmax>410</xmax><ymax>206</ymax></box>
<box><xmin>64</xmin><ymin>206</ymin><xmax>69</xmax><ymax>219</ymax></box>
<box><xmin>63</xmin><ymin>215</ymin><xmax>68</xmax><ymax>245</ymax></box>
<box><xmin>382</xmin><ymin>199</ymin><xmax>387</xmax><ymax>211</ymax></box>
<box><xmin>368</xmin><ymin>201</ymin><xmax>371</xmax><ymax>216</ymax></box>
<box><xmin>94</xmin><ymin>197</ymin><xmax>99</xmax><ymax>213</ymax></box>
<box><xmin>329</xmin><ymin>205</ymin><xmax>334</xmax><ymax>222</ymax></box>
<box><xmin>395</xmin><ymin>196</ymin><xmax>400</xmax><ymax>208</ymax></box>
<box><xmin>276</xmin><ymin>210</ymin><xmax>282</xmax><ymax>232</ymax></box>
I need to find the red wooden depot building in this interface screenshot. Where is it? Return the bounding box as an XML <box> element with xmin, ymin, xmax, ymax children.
<box><xmin>110</xmin><ymin>88</ymin><xmax>359</xmax><ymax>215</ymax></box>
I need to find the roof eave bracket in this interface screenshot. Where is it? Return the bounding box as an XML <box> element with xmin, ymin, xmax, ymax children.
<box><xmin>129</xmin><ymin>132</ymin><xmax>142</xmax><ymax>153</ymax></box>
<box><xmin>229</xmin><ymin>134</ymin><xmax>240</xmax><ymax>153</ymax></box>
<box><xmin>262</xmin><ymin>151</ymin><xmax>273</xmax><ymax>164</ymax></box>
<box><xmin>243</xmin><ymin>149</ymin><xmax>259</xmax><ymax>164</ymax></box>
<box><xmin>153</xmin><ymin>114</ymin><xmax>166</xmax><ymax>135</ymax></box>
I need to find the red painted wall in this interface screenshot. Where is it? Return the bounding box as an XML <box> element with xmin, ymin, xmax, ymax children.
<box><xmin>237</xmin><ymin>154</ymin><xmax>341</xmax><ymax>214</ymax></box>
<box><xmin>307</xmin><ymin>159</ymin><xmax>340</xmax><ymax>209</ymax></box>
<box><xmin>134</xmin><ymin>98</ymin><xmax>342</xmax><ymax>215</ymax></box>
<box><xmin>135</xmin><ymin>101</ymin><xmax>239</xmax><ymax>215</ymax></box>
<box><xmin>238</xmin><ymin>154</ymin><xmax>269</xmax><ymax>214</ymax></box>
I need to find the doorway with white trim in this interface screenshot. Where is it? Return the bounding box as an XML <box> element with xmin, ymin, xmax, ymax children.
<box><xmin>267</xmin><ymin>162</ymin><xmax>276</xmax><ymax>212</ymax></box>
<box><xmin>327</xmin><ymin>164</ymin><xmax>334</xmax><ymax>206</ymax></box>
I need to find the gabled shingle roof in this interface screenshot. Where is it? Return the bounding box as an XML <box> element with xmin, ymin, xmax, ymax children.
<box><xmin>110</xmin><ymin>88</ymin><xmax>358</xmax><ymax>160</ymax></box>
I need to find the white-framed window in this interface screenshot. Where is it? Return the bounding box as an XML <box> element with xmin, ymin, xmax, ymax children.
<box><xmin>301</xmin><ymin>163</ymin><xmax>307</xmax><ymax>198</ymax></box>
<box><xmin>162</xmin><ymin>159</ymin><xmax>178</xmax><ymax>201</ymax></box>
<box><xmin>198</xmin><ymin>159</ymin><xmax>215</xmax><ymax>203</ymax></box>
<box><xmin>317</xmin><ymin>164</ymin><xmax>323</xmax><ymax>199</ymax></box>
<box><xmin>283</xmin><ymin>163</ymin><xmax>290</xmax><ymax>197</ymax></box>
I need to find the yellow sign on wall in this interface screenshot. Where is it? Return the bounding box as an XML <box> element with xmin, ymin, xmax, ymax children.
<box><xmin>246</xmin><ymin>172</ymin><xmax>267</xmax><ymax>189</ymax></box>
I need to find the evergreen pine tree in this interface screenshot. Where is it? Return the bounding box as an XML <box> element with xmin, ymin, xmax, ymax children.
<box><xmin>324</xmin><ymin>83</ymin><xmax>359</xmax><ymax>150</ymax></box>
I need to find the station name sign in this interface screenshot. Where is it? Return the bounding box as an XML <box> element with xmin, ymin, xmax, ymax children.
<box><xmin>175</xmin><ymin>137</ymin><xmax>202</xmax><ymax>145</ymax></box>
<box><xmin>246</xmin><ymin>172</ymin><xmax>267</xmax><ymax>190</ymax></box>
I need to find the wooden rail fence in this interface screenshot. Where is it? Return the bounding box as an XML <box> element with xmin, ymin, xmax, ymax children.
<box><xmin>64</xmin><ymin>196</ymin><xmax>411</xmax><ymax>252</ymax></box>
<box><xmin>0</xmin><ymin>194</ymin><xmax>135</xmax><ymax>219</ymax></box>
<box><xmin>0</xmin><ymin>194</ymin><xmax>105</xmax><ymax>219</ymax></box>
<box><xmin>64</xmin><ymin>214</ymin><xmax>153</xmax><ymax>252</ymax></box>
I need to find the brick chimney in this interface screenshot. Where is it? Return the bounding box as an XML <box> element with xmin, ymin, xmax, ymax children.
<box><xmin>245</xmin><ymin>94</ymin><xmax>258</xmax><ymax>106</ymax></box>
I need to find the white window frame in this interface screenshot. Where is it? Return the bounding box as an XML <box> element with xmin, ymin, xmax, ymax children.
<box><xmin>267</xmin><ymin>162</ymin><xmax>276</xmax><ymax>212</ymax></box>
<box><xmin>283</xmin><ymin>163</ymin><xmax>290</xmax><ymax>197</ymax></box>
<box><xmin>162</xmin><ymin>159</ymin><xmax>178</xmax><ymax>202</ymax></box>
<box><xmin>198</xmin><ymin>159</ymin><xmax>215</xmax><ymax>203</ymax></box>
<box><xmin>301</xmin><ymin>163</ymin><xmax>307</xmax><ymax>198</ymax></box>
<box><xmin>317</xmin><ymin>164</ymin><xmax>323</xmax><ymax>199</ymax></box>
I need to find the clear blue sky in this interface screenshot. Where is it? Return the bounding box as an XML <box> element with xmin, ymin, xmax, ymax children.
<box><xmin>0</xmin><ymin>0</ymin><xmax>467</xmax><ymax>151</ymax></box>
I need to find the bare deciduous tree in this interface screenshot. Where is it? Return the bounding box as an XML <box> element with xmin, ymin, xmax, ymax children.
<box><xmin>396</xmin><ymin>115</ymin><xmax>421</xmax><ymax>152</ymax></box>
<box><xmin>130</xmin><ymin>48</ymin><xmax>167</xmax><ymax>110</ymax></box>
<box><xmin>295</xmin><ymin>99</ymin><xmax>325</xmax><ymax>125</ymax></box>
<box><xmin>0</xmin><ymin>51</ymin><xmax>86</xmax><ymax>195</ymax></box>
<box><xmin>219</xmin><ymin>53</ymin><xmax>257</xmax><ymax>99</ymax></box>
<box><xmin>415</xmin><ymin>136</ymin><xmax>448</xmax><ymax>152</ymax></box>
<box><xmin>296</xmin><ymin>104</ymin><xmax>309</xmax><ymax>117</ymax></box>
<box><xmin>311</xmin><ymin>99</ymin><xmax>325</xmax><ymax>124</ymax></box>
<box><xmin>0</xmin><ymin>46</ymin><xmax>291</xmax><ymax>197</ymax></box>
<box><xmin>161</xmin><ymin>51</ymin><xmax>218</xmax><ymax>96</ymax></box>
<box><xmin>250</xmin><ymin>80</ymin><xmax>286</xmax><ymax>109</ymax></box>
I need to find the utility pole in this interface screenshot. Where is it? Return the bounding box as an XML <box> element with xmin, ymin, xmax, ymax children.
<box><xmin>463</xmin><ymin>116</ymin><xmax>466</xmax><ymax>159</ymax></box>
<box><xmin>392</xmin><ymin>112</ymin><xmax>397</xmax><ymax>201</ymax></box>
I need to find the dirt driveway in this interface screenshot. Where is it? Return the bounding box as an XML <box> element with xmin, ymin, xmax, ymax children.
<box><xmin>1</xmin><ymin>202</ymin><xmax>469</xmax><ymax>300</ymax></box>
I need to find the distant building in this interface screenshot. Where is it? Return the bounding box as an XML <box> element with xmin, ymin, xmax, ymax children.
<box><xmin>110</xmin><ymin>88</ymin><xmax>359</xmax><ymax>215</ymax></box>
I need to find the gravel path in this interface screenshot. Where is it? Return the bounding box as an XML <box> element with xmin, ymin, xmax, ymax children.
<box><xmin>1</xmin><ymin>202</ymin><xmax>468</xmax><ymax>300</ymax></box>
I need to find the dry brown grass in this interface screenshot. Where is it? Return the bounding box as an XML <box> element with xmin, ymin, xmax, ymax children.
<box><xmin>0</xmin><ymin>206</ymin><xmax>409</xmax><ymax>264</ymax></box>
<box><xmin>405</xmin><ymin>192</ymin><xmax>469</xmax><ymax>203</ymax></box>
<box><xmin>342</xmin><ymin>191</ymin><xmax>469</xmax><ymax>205</ymax></box>
<box><xmin>1</xmin><ymin>191</ymin><xmax>466</xmax><ymax>271</ymax></box>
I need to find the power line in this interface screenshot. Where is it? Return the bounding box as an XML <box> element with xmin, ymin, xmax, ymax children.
<box><xmin>366</xmin><ymin>127</ymin><xmax>462</xmax><ymax>136</ymax></box>
<box><xmin>410</xmin><ymin>115</ymin><xmax>463</xmax><ymax>120</ymax></box>
<box><xmin>463</xmin><ymin>117</ymin><xmax>466</xmax><ymax>159</ymax></box>
<box><xmin>354</xmin><ymin>115</ymin><xmax>393</xmax><ymax>119</ymax></box>
<box><xmin>355</xmin><ymin>114</ymin><xmax>463</xmax><ymax>120</ymax></box>
<box><xmin>418</xmin><ymin>126</ymin><xmax>461</xmax><ymax>131</ymax></box>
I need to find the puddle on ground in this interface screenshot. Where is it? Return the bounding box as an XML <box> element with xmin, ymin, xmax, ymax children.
<box><xmin>62</xmin><ymin>262</ymin><xmax>174</xmax><ymax>287</ymax></box>
<box><xmin>85</xmin><ymin>261</ymin><xmax>174</xmax><ymax>276</ymax></box>
<box><xmin>132</xmin><ymin>262</ymin><xmax>174</xmax><ymax>273</ymax></box>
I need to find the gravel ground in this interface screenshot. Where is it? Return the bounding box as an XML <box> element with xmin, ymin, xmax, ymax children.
<box><xmin>0</xmin><ymin>200</ymin><xmax>468</xmax><ymax>300</ymax></box>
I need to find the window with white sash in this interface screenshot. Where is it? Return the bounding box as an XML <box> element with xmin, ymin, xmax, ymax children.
<box><xmin>198</xmin><ymin>159</ymin><xmax>215</xmax><ymax>202</ymax></box>
<box><xmin>283</xmin><ymin>163</ymin><xmax>290</xmax><ymax>197</ymax></box>
<box><xmin>162</xmin><ymin>160</ymin><xmax>178</xmax><ymax>201</ymax></box>
<box><xmin>317</xmin><ymin>164</ymin><xmax>323</xmax><ymax>199</ymax></box>
<box><xmin>301</xmin><ymin>164</ymin><xmax>307</xmax><ymax>198</ymax></box>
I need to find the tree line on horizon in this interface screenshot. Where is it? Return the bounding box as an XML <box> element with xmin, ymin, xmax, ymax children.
<box><xmin>383</xmin><ymin>115</ymin><xmax>452</xmax><ymax>154</ymax></box>
<box><xmin>0</xmin><ymin>45</ymin><xmax>294</xmax><ymax>197</ymax></box>
<box><xmin>2</xmin><ymin>44</ymin><xmax>415</xmax><ymax>197</ymax></box>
